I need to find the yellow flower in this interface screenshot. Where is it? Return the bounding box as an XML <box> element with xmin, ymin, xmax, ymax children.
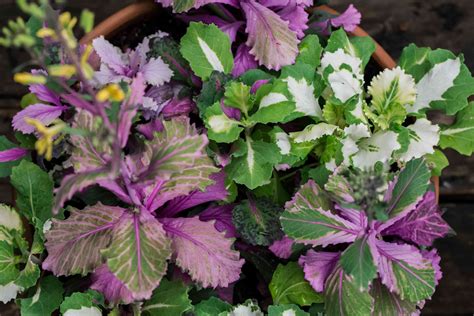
<box><xmin>96</xmin><ymin>84</ymin><xmax>125</xmax><ymax>103</ymax></box>
<box><xmin>25</xmin><ymin>118</ymin><xmax>65</xmax><ymax>161</ymax></box>
<box><xmin>36</xmin><ymin>27</ymin><xmax>57</xmax><ymax>39</ymax></box>
<box><xmin>48</xmin><ymin>64</ymin><xmax>76</xmax><ymax>79</ymax></box>
<box><xmin>80</xmin><ymin>44</ymin><xmax>94</xmax><ymax>80</ymax></box>
<box><xmin>13</xmin><ymin>72</ymin><xmax>46</xmax><ymax>85</ymax></box>
<box><xmin>59</xmin><ymin>12</ymin><xmax>77</xmax><ymax>30</ymax></box>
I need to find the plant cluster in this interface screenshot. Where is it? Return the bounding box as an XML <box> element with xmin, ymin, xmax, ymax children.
<box><xmin>0</xmin><ymin>0</ymin><xmax>473</xmax><ymax>315</ymax></box>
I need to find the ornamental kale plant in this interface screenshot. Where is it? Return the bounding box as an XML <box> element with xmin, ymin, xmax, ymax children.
<box><xmin>0</xmin><ymin>0</ymin><xmax>473</xmax><ymax>315</ymax></box>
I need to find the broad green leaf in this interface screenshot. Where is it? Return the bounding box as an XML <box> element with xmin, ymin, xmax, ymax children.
<box><xmin>20</xmin><ymin>275</ymin><xmax>64</xmax><ymax>316</ymax></box>
<box><xmin>232</xmin><ymin>198</ymin><xmax>283</xmax><ymax>246</ymax></box>
<box><xmin>370</xmin><ymin>279</ymin><xmax>417</xmax><ymax>316</ymax></box>
<box><xmin>401</xmin><ymin>46</ymin><xmax>474</xmax><ymax>115</ymax></box>
<box><xmin>0</xmin><ymin>136</ymin><xmax>27</xmax><ymax>177</ymax></box>
<box><xmin>102</xmin><ymin>214</ymin><xmax>172</xmax><ymax>300</ymax></box>
<box><xmin>268</xmin><ymin>304</ymin><xmax>309</xmax><ymax>316</ymax></box>
<box><xmin>79</xmin><ymin>9</ymin><xmax>94</xmax><ymax>33</ymax></box>
<box><xmin>440</xmin><ymin>102</ymin><xmax>474</xmax><ymax>155</ymax></box>
<box><xmin>425</xmin><ymin>149</ymin><xmax>449</xmax><ymax>176</ymax></box>
<box><xmin>225</xmin><ymin>137</ymin><xmax>281</xmax><ymax>190</ymax></box>
<box><xmin>240</xmin><ymin>69</ymin><xmax>274</xmax><ymax>86</ymax></box>
<box><xmin>250</xmin><ymin>80</ymin><xmax>296</xmax><ymax>124</ymax></box>
<box><xmin>296</xmin><ymin>35</ymin><xmax>323</xmax><ymax>68</ymax></box>
<box><xmin>385</xmin><ymin>158</ymin><xmax>430</xmax><ymax>222</ymax></box>
<box><xmin>340</xmin><ymin>237</ymin><xmax>377</xmax><ymax>290</ymax></box>
<box><xmin>0</xmin><ymin>241</ymin><xmax>19</xmax><ymax>285</ymax></box>
<box><xmin>15</xmin><ymin>256</ymin><xmax>40</xmax><ymax>290</ymax></box>
<box><xmin>60</xmin><ymin>290</ymin><xmax>104</xmax><ymax>316</ymax></box>
<box><xmin>324</xmin><ymin>266</ymin><xmax>373</xmax><ymax>316</ymax></box>
<box><xmin>290</xmin><ymin>123</ymin><xmax>338</xmax><ymax>143</ymax></box>
<box><xmin>224</xmin><ymin>81</ymin><xmax>253</xmax><ymax>116</ymax></box>
<box><xmin>196</xmin><ymin>72</ymin><xmax>232</xmax><ymax>116</ymax></box>
<box><xmin>142</xmin><ymin>279</ymin><xmax>192</xmax><ymax>316</ymax></box>
<box><xmin>180</xmin><ymin>22</ymin><xmax>233</xmax><ymax>80</ymax></box>
<box><xmin>10</xmin><ymin>160</ymin><xmax>53</xmax><ymax>235</ymax></box>
<box><xmin>194</xmin><ymin>296</ymin><xmax>232</xmax><ymax>316</ymax></box>
<box><xmin>43</xmin><ymin>203</ymin><xmax>124</xmax><ymax>276</ymax></box>
<box><xmin>269</xmin><ymin>262</ymin><xmax>323</xmax><ymax>306</ymax></box>
<box><xmin>204</xmin><ymin>102</ymin><xmax>243</xmax><ymax>143</ymax></box>
<box><xmin>325</xmin><ymin>29</ymin><xmax>375</xmax><ymax>68</ymax></box>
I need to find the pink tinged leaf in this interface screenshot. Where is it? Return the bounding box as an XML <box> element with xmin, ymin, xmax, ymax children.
<box><xmin>43</xmin><ymin>203</ymin><xmax>125</xmax><ymax>276</ymax></box>
<box><xmin>274</xmin><ymin>0</ymin><xmax>310</xmax><ymax>38</ymax></box>
<box><xmin>334</xmin><ymin>204</ymin><xmax>368</xmax><ymax>231</ymax></box>
<box><xmin>232</xmin><ymin>44</ymin><xmax>259</xmax><ymax>77</ymax></box>
<box><xmin>162</xmin><ymin>216</ymin><xmax>244</xmax><ymax>288</ymax></box>
<box><xmin>422</xmin><ymin>249</ymin><xmax>442</xmax><ymax>286</ymax></box>
<box><xmin>330</xmin><ymin>4</ymin><xmax>361</xmax><ymax>32</ymax></box>
<box><xmin>181</xmin><ymin>14</ymin><xmax>243</xmax><ymax>42</ymax></box>
<box><xmin>12</xmin><ymin>104</ymin><xmax>65</xmax><ymax>134</ymax></box>
<box><xmin>137</xmin><ymin>119</ymin><xmax>164</xmax><ymax>140</ymax></box>
<box><xmin>140</xmin><ymin>57</ymin><xmax>174</xmax><ymax>86</ymax></box>
<box><xmin>220</xmin><ymin>100</ymin><xmax>241</xmax><ymax>121</ymax></box>
<box><xmin>98</xmin><ymin>180</ymin><xmax>132</xmax><ymax>204</ymax></box>
<box><xmin>102</xmin><ymin>213</ymin><xmax>172</xmax><ymax>301</ymax></box>
<box><xmin>118</xmin><ymin>73</ymin><xmax>145</xmax><ymax>148</ymax></box>
<box><xmin>29</xmin><ymin>83</ymin><xmax>61</xmax><ymax>106</ymax></box>
<box><xmin>199</xmin><ymin>204</ymin><xmax>237</xmax><ymax>238</ymax></box>
<box><xmin>53</xmin><ymin>167</ymin><xmax>116</xmax><ymax>214</ymax></box>
<box><xmin>382</xmin><ymin>191</ymin><xmax>452</xmax><ymax>247</ymax></box>
<box><xmin>241</xmin><ymin>0</ymin><xmax>299</xmax><ymax>70</ymax></box>
<box><xmin>61</xmin><ymin>93</ymin><xmax>95</xmax><ymax>113</ymax></box>
<box><xmin>250</xmin><ymin>79</ymin><xmax>270</xmax><ymax>94</ymax></box>
<box><xmin>162</xmin><ymin>97</ymin><xmax>196</xmax><ymax>118</ymax></box>
<box><xmin>94</xmin><ymin>64</ymin><xmax>129</xmax><ymax>85</ymax></box>
<box><xmin>298</xmin><ymin>250</ymin><xmax>340</xmax><ymax>292</ymax></box>
<box><xmin>160</xmin><ymin>171</ymin><xmax>228</xmax><ymax>217</ymax></box>
<box><xmin>92</xmin><ymin>36</ymin><xmax>126</xmax><ymax>74</ymax></box>
<box><xmin>0</xmin><ymin>148</ymin><xmax>29</xmax><ymax>163</ymax></box>
<box><xmin>269</xmin><ymin>236</ymin><xmax>294</xmax><ymax>259</ymax></box>
<box><xmin>91</xmin><ymin>264</ymin><xmax>135</xmax><ymax>304</ymax></box>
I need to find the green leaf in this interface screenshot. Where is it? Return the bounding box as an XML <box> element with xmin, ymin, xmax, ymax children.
<box><xmin>0</xmin><ymin>204</ymin><xmax>23</xmax><ymax>243</ymax></box>
<box><xmin>20</xmin><ymin>275</ymin><xmax>64</xmax><ymax>316</ymax></box>
<box><xmin>232</xmin><ymin>198</ymin><xmax>283</xmax><ymax>246</ymax></box>
<box><xmin>102</xmin><ymin>214</ymin><xmax>171</xmax><ymax>299</ymax></box>
<box><xmin>324</xmin><ymin>266</ymin><xmax>373</xmax><ymax>316</ymax></box>
<box><xmin>60</xmin><ymin>290</ymin><xmax>103</xmax><ymax>315</ymax></box>
<box><xmin>425</xmin><ymin>149</ymin><xmax>449</xmax><ymax>176</ymax></box>
<box><xmin>240</xmin><ymin>69</ymin><xmax>274</xmax><ymax>86</ymax></box>
<box><xmin>197</xmin><ymin>72</ymin><xmax>232</xmax><ymax>116</ymax></box>
<box><xmin>268</xmin><ymin>304</ymin><xmax>309</xmax><ymax>316</ymax></box>
<box><xmin>401</xmin><ymin>46</ymin><xmax>474</xmax><ymax>115</ymax></box>
<box><xmin>194</xmin><ymin>296</ymin><xmax>232</xmax><ymax>316</ymax></box>
<box><xmin>10</xmin><ymin>160</ymin><xmax>53</xmax><ymax>236</ymax></box>
<box><xmin>340</xmin><ymin>237</ymin><xmax>377</xmax><ymax>290</ymax></box>
<box><xmin>250</xmin><ymin>80</ymin><xmax>295</xmax><ymax>124</ymax></box>
<box><xmin>225</xmin><ymin>137</ymin><xmax>281</xmax><ymax>189</ymax></box>
<box><xmin>0</xmin><ymin>136</ymin><xmax>27</xmax><ymax>177</ymax></box>
<box><xmin>180</xmin><ymin>22</ymin><xmax>233</xmax><ymax>80</ymax></box>
<box><xmin>370</xmin><ymin>279</ymin><xmax>417</xmax><ymax>316</ymax></box>
<box><xmin>204</xmin><ymin>102</ymin><xmax>243</xmax><ymax>143</ymax></box>
<box><xmin>0</xmin><ymin>241</ymin><xmax>19</xmax><ymax>285</ymax></box>
<box><xmin>224</xmin><ymin>81</ymin><xmax>253</xmax><ymax>116</ymax></box>
<box><xmin>326</xmin><ymin>29</ymin><xmax>375</xmax><ymax>68</ymax></box>
<box><xmin>296</xmin><ymin>35</ymin><xmax>323</xmax><ymax>68</ymax></box>
<box><xmin>15</xmin><ymin>256</ymin><xmax>40</xmax><ymax>290</ymax></box>
<box><xmin>269</xmin><ymin>262</ymin><xmax>323</xmax><ymax>306</ymax></box>
<box><xmin>142</xmin><ymin>279</ymin><xmax>192</xmax><ymax>316</ymax></box>
<box><xmin>385</xmin><ymin>158</ymin><xmax>430</xmax><ymax>221</ymax></box>
<box><xmin>79</xmin><ymin>9</ymin><xmax>94</xmax><ymax>33</ymax></box>
<box><xmin>440</xmin><ymin>102</ymin><xmax>474</xmax><ymax>155</ymax></box>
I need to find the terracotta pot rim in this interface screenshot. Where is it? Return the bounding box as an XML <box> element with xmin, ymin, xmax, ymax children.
<box><xmin>80</xmin><ymin>1</ymin><xmax>439</xmax><ymax>201</ymax></box>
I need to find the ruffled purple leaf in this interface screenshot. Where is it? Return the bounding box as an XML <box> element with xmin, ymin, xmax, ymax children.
<box><xmin>232</xmin><ymin>44</ymin><xmax>258</xmax><ymax>77</ymax></box>
<box><xmin>155</xmin><ymin>0</ymin><xmax>239</xmax><ymax>13</ymax></box>
<box><xmin>272</xmin><ymin>0</ymin><xmax>310</xmax><ymax>38</ymax></box>
<box><xmin>29</xmin><ymin>82</ymin><xmax>61</xmax><ymax>106</ymax></box>
<box><xmin>269</xmin><ymin>236</ymin><xmax>294</xmax><ymax>259</ymax></box>
<box><xmin>382</xmin><ymin>191</ymin><xmax>452</xmax><ymax>247</ymax></box>
<box><xmin>0</xmin><ymin>148</ymin><xmax>29</xmax><ymax>163</ymax></box>
<box><xmin>161</xmin><ymin>97</ymin><xmax>196</xmax><ymax>118</ymax></box>
<box><xmin>162</xmin><ymin>216</ymin><xmax>244</xmax><ymax>288</ymax></box>
<box><xmin>299</xmin><ymin>250</ymin><xmax>340</xmax><ymax>292</ymax></box>
<box><xmin>330</xmin><ymin>4</ymin><xmax>361</xmax><ymax>32</ymax></box>
<box><xmin>250</xmin><ymin>79</ymin><xmax>270</xmax><ymax>94</ymax></box>
<box><xmin>199</xmin><ymin>204</ymin><xmax>237</xmax><ymax>238</ymax></box>
<box><xmin>160</xmin><ymin>171</ymin><xmax>228</xmax><ymax>217</ymax></box>
<box><xmin>91</xmin><ymin>264</ymin><xmax>135</xmax><ymax>304</ymax></box>
<box><xmin>137</xmin><ymin>119</ymin><xmax>164</xmax><ymax>140</ymax></box>
<box><xmin>422</xmin><ymin>249</ymin><xmax>443</xmax><ymax>286</ymax></box>
<box><xmin>12</xmin><ymin>104</ymin><xmax>66</xmax><ymax>134</ymax></box>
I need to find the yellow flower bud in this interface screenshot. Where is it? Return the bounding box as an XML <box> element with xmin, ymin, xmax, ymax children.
<box><xmin>13</xmin><ymin>72</ymin><xmax>47</xmax><ymax>85</ymax></box>
<box><xmin>97</xmin><ymin>84</ymin><xmax>125</xmax><ymax>103</ymax></box>
<box><xmin>25</xmin><ymin>118</ymin><xmax>65</xmax><ymax>161</ymax></box>
<box><xmin>36</xmin><ymin>27</ymin><xmax>56</xmax><ymax>39</ymax></box>
<box><xmin>48</xmin><ymin>64</ymin><xmax>76</xmax><ymax>79</ymax></box>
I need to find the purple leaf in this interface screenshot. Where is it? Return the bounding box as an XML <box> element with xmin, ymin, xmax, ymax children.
<box><xmin>422</xmin><ymin>249</ymin><xmax>442</xmax><ymax>286</ymax></box>
<box><xmin>220</xmin><ymin>100</ymin><xmax>241</xmax><ymax>121</ymax></box>
<box><xmin>330</xmin><ymin>4</ymin><xmax>361</xmax><ymax>32</ymax></box>
<box><xmin>160</xmin><ymin>171</ymin><xmax>228</xmax><ymax>217</ymax></box>
<box><xmin>12</xmin><ymin>104</ymin><xmax>65</xmax><ymax>134</ymax></box>
<box><xmin>29</xmin><ymin>82</ymin><xmax>61</xmax><ymax>106</ymax></box>
<box><xmin>241</xmin><ymin>0</ymin><xmax>299</xmax><ymax>70</ymax></box>
<box><xmin>299</xmin><ymin>250</ymin><xmax>340</xmax><ymax>292</ymax></box>
<box><xmin>118</xmin><ymin>73</ymin><xmax>145</xmax><ymax>148</ymax></box>
<box><xmin>161</xmin><ymin>97</ymin><xmax>196</xmax><ymax>118</ymax></box>
<box><xmin>162</xmin><ymin>216</ymin><xmax>244</xmax><ymax>288</ymax></box>
<box><xmin>269</xmin><ymin>236</ymin><xmax>294</xmax><ymax>259</ymax></box>
<box><xmin>137</xmin><ymin>119</ymin><xmax>164</xmax><ymax>140</ymax></box>
<box><xmin>0</xmin><ymin>148</ymin><xmax>29</xmax><ymax>163</ymax></box>
<box><xmin>382</xmin><ymin>191</ymin><xmax>452</xmax><ymax>247</ymax></box>
<box><xmin>155</xmin><ymin>0</ymin><xmax>239</xmax><ymax>13</ymax></box>
<box><xmin>140</xmin><ymin>57</ymin><xmax>174</xmax><ymax>86</ymax></box>
<box><xmin>91</xmin><ymin>264</ymin><xmax>135</xmax><ymax>304</ymax></box>
<box><xmin>92</xmin><ymin>36</ymin><xmax>126</xmax><ymax>74</ymax></box>
<box><xmin>199</xmin><ymin>204</ymin><xmax>237</xmax><ymax>238</ymax></box>
<box><xmin>250</xmin><ymin>79</ymin><xmax>270</xmax><ymax>94</ymax></box>
<box><xmin>43</xmin><ymin>203</ymin><xmax>124</xmax><ymax>276</ymax></box>
<box><xmin>232</xmin><ymin>44</ymin><xmax>258</xmax><ymax>77</ymax></box>
<box><xmin>272</xmin><ymin>0</ymin><xmax>310</xmax><ymax>38</ymax></box>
